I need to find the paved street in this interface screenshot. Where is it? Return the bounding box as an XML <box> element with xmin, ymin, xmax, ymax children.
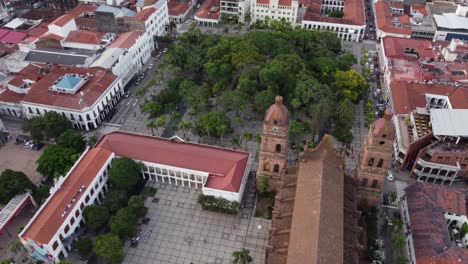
<box><xmin>124</xmin><ymin>182</ymin><xmax>270</xmax><ymax>264</ymax></box>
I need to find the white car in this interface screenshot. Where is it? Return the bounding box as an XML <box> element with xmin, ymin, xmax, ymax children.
<box><xmin>24</xmin><ymin>140</ymin><xmax>34</xmax><ymax>148</ymax></box>
<box><xmin>148</xmin><ymin>63</ymin><xmax>154</xmax><ymax>69</ymax></box>
<box><xmin>387</xmin><ymin>171</ymin><xmax>395</xmax><ymax>181</ymax></box>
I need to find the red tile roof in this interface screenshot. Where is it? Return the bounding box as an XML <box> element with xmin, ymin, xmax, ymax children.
<box><xmin>167</xmin><ymin>1</ymin><xmax>191</xmax><ymax>16</ymax></box>
<box><xmin>64</xmin><ymin>30</ymin><xmax>104</xmax><ymax>45</ymax></box>
<box><xmin>411</xmin><ymin>4</ymin><xmax>427</xmax><ymax>16</ymax></box>
<box><xmin>375</xmin><ymin>1</ymin><xmax>412</xmax><ymax>36</ymax></box>
<box><xmin>278</xmin><ymin>0</ymin><xmax>292</xmax><ymax>6</ymax></box>
<box><xmin>388</xmin><ymin>1</ymin><xmax>403</xmax><ymax>9</ymax></box>
<box><xmin>67</xmin><ymin>5</ymin><xmax>98</xmax><ymax>18</ymax></box>
<box><xmin>28</xmin><ymin>24</ymin><xmax>49</xmax><ymax>38</ymax></box>
<box><xmin>405</xmin><ymin>183</ymin><xmax>468</xmax><ymax>264</ymax></box>
<box><xmin>21</xmin><ymin>147</ymin><xmax>113</xmax><ymax>244</ymax></box>
<box><xmin>256</xmin><ymin>0</ymin><xmax>269</xmax><ymax>4</ymax></box>
<box><xmin>383</xmin><ymin>36</ymin><xmax>435</xmax><ymax>59</ymax></box>
<box><xmin>390</xmin><ymin>81</ymin><xmax>468</xmax><ymax>114</ymax></box>
<box><xmin>51</xmin><ymin>14</ymin><xmax>74</xmax><ymax>27</ymax></box>
<box><xmin>398</xmin><ymin>15</ymin><xmax>410</xmax><ymax>24</ymax></box>
<box><xmin>108</xmin><ymin>31</ymin><xmax>142</xmax><ymax>49</ymax></box>
<box><xmin>303</xmin><ymin>0</ymin><xmax>365</xmax><ymax>26</ymax></box>
<box><xmin>39</xmin><ymin>33</ymin><xmax>64</xmax><ymax>41</ymax></box>
<box><xmin>8</xmin><ymin>63</ymin><xmax>44</xmax><ymax>88</ymax></box>
<box><xmin>22</xmin><ymin>66</ymin><xmax>118</xmax><ymax>110</ymax></box>
<box><xmin>0</xmin><ymin>86</ymin><xmax>26</xmax><ymax>103</ymax></box>
<box><xmin>0</xmin><ymin>31</ymin><xmax>27</xmax><ymax>44</ymax></box>
<box><xmin>96</xmin><ymin>131</ymin><xmax>250</xmax><ymax>192</ymax></box>
<box><xmin>136</xmin><ymin>7</ymin><xmax>156</xmax><ymax>21</ymax></box>
<box><xmin>0</xmin><ymin>29</ymin><xmax>9</xmax><ymax>39</ymax></box>
<box><xmin>195</xmin><ymin>0</ymin><xmax>221</xmax><ymax>21</ymax></box>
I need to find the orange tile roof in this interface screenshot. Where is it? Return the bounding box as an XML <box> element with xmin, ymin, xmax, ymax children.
<box><xmin>0</xmin><ymin>86</ymin><xmax>26</xmax><ymax>103</ymax></box>
<box><xmin>8</xmin><ymin>63</ymin><xmax>44</xmax><ymax>88</ymax></box>
<box><xmin>96</xmin><ymin>131</ymin><xmax>250</xmax><ymax>192</ymax></box>
<box><xmin>278</xmin><ymin>0</ymin><xmax>292</xmax><ymax>6</ymax></box>
<box><xmin>382</xmin><ymin>36</ymin><xmax>435</xmax><ymax>59</ymax></box>
<box><xmin>136</xmin><ymin>7</ymin><xmax>156</xmax><ymax>21</ymax></box>
<box><xmin>303</xmin><ymin>0</ymin><xmax>365</xmax><ymax>26</ymax></box>
<box><xmin>22</xmin><ymin>66</ymin><xmax>118</xmax><ymax>110</ymax></box>
<box><xmin>195</xmin><ymin>0</ymin><xmax>221</xmax><ymax>20</ymax></box>
<box><xmin>375</xmin><ymin>1</ymin><xmax>412</xmax><ymax>36</ymax></box>
<box><xmin>108</xmin><ymin>31</ymin><xmax>142</xmax><ymax>49</ymax></box>
<box><xmin>64</xmin><ymin>30</ymin><xmax>104</xmax><ymax>45</ymax></box>
<box><xmin>411</xmin><ymin>4</ymin><xmax>427</xmax><ymax>16</ymax></box>
<box><xmin>398</xmin><ymin>15</ymin><xmax>410</xmax><ymax>24</ymax></box>
<box><xmin>67</xmin><ymin>5</ymin><xmax>98</xmax><ymax>18</ymax></box>
<box><xmin>38</xmin><ymin>33</ymin><xmax>64</xmax><ymax>41</ymax></box>
<box><xmin>51</xmin><ymin>14</ymin><xmax>74</xmax><ymax>27</ymax></box>
<box><xmin>28</xmin><ymin>23</ymin><xmax>49</xmax><ymax>38</ymax></box>
<box><xmin>389</xmin><ymin>1</ymin><xmax>404</xmax><ymax>9</ymax></box>
<box><xmin>21</xmin><ymin>147</ymin><xmax>113</xmax><ymax>244</ymax></box>
<box><xmin>167</xmin><ymin>1</ymin><xmax>191</xmax><ymax>16</ymax></box>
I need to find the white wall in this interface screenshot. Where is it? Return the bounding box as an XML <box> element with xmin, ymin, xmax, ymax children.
<box><xmin>302</xmin><ymin>20</ymin><xmax>365</xmax><ymax>42</ymax></box>
<box><xmin>61</xmin><ymin>41</ymin><xmax>102</xmax><ymax>51</ymax></box>
<box><xmin>250</xmin><ymin>0</ymin><xmax>298</xmax><ymax>25</ymax></box>
<box><xmin>48</xmin><ymin>19</ymin><xmax>77</xmax><ymax>38</ymax></box>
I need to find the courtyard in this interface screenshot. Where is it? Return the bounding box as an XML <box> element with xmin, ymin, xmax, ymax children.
<box><xmin>123</xmin><ymin>182</ymin><xmax>270</xmax><ymax>264</ymax></box>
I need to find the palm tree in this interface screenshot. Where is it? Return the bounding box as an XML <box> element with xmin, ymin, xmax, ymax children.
<box><xmin>241</xmin><ymin>131</ymin><xmax>253</xmax><ymax>149</ymax></box>
<box><xmin>146</xmin><ymin>119</ymin><xmax>156</xmax><ymax>136</ymax></box>
<box><xmin>155</xmin><ymin>115</ymin><xmax>168</xmax><ymax>136</ymax></box>
<box><xmin>229</xmin><ymin>136</ymin><xmax>241</xmax><ymax>149</ymax></box>
<box><xmin>179</xmin><ymin>121</ymin><xmax>191</xmax><ymax>139</ymax></box>
<box><xmin>232</xmin><ymin>248</ymin><xmax>253</xmax><ymax>264</ymax></box>
<box><xmin>216</xmin><ymin>124</ymin><xmax>229</xmax><ymax>145</ymax></box>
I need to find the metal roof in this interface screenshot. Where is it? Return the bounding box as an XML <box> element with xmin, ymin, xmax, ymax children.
<box><xmin>433</xmin><ymin>13</ymin><xmax>468</xmax><ymax>30</ymax></box>
<box><xmin>0</xmin><ymin>193</ymin><xmax>31</xmax><ymax>233</ymax></box>
<box><xmin>430</xmin><ymin>109</ymin><xmax>468</xmax><ymax>137</ymax></box>
<box><xmin>25</xmin><ymin>51</ymin><xmax>89</xmax><ymax>66</ymax></box>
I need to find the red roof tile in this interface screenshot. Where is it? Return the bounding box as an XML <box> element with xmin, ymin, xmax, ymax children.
<box><xmin>303</xmin><ymin>0</ymin><xmax>365</xmax><ymax>26</ymax></box>
<box><xmin>411</xmin><ymin>4</ymin><xmax>427</xmax><ymax>16</ymax></box>
<box><xmin>67</xmin><ymin>5</ymin><xmax>98</xmax><ymax>18</ymax></box>
<box><xmin>398</xmin><ymin>15</ymin><xmax>410</xmax><ymax>24</ymax></box>
<box><xmin>388</xmin><ymin>1</ymin><xmax>403</xmax><ymax>9</ymax></box>
<box><xmin>21</xmin><ymin>147</ymin><xmax>113</xmax><ymax>244</ymax></box>
<box><xmin>28</xmin><ymin>24</ymin><xmax>49</xmax><ymax>38</ymax></box>
<box><xmin>136</xmin><ymin>7</ymin><xmax>156</xmax><ymax>21</ymax></box>
<box><xmin>8</xmin><ymin>64</ymin><xmax>44</xmax><ymax>88</ymax></box>
<box><xmin>383</xmin><ymin>36</ymin><xmax>435</xmax><ymax>59</ymax></box>
<box><xmin>108</xmin><ymin>31</ymin><xmax>142</xmax><ymax>49</ymax></box>
<box><xmin>256</xmin><ymin>0</ymin><xmax>269</xmax><ymax>4</ymax></box>
<box><xmin>278</xmin><ymin>0</ymin><xmax>292</xmax><ymax>6</ymax></box>
<box><xmin>64</xmin><ymin>30</ymin><xmax>104</xmax><ymax>45</ymax></box>
<box><xmin>22</xmin><ymin>66</ymin><xmax>118</xmax><ymax>110</ymax></box>
<box><xmin>167</xmin><ymin>1</ymin><xmax>191</xmax><ymax>16</ymax></box>
<box><xmin>375</xmin><ymin>1</ymin><xmax>412</xmax><ymax>36</ymax></box>
<box><xmin>96</xmin><ymin>132</ymin><xmax>250</xmax><ymax>192</ymax></box>
<box><xmin>0</xmin><ymin>31</ymin><xmax>27</xmax><ymax>44</ymax></box>
<box><xmin>195</xmin><ymin>0</ymin><xmax>221</xmax><ymax>21</ymax></box>
<box><xmin>390</xmin><ymin>81</ymin><xmax>468</xmax><ymax>114</ymax></box>
<box><xmin>0</xmin><ymin>29</ymin><xmax>9</xmax><ymax>39</ymax></box>
<box><xmin>51</xmin><ymin>14</ymin><xmax>74</xmax><ymax>27</ymax></box>
<box><xmin>39</xmin><ymin>33</ymin><xmax>64</xmax><ymax>41</ymax></box>
<box><xmin>0</xmin><ymin>86</ymin><xmax>26</xmax><ymax>103</ymax></box>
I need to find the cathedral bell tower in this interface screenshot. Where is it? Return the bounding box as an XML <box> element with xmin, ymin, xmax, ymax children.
<box><xmin>257</xmin><ymin>96</ymin><xmax>289</xmax><ymax>189</ymax></box>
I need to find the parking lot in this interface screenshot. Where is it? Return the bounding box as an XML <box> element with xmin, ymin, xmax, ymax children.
<box><xmin>123</xmin><ymin>182</ymin><xmax>270</xmax><ymax>264</ymax></box>
<box><xmin>0</xmin><ymin>137</ymin><xmax>44</xmax><ymax>185</ymax></box>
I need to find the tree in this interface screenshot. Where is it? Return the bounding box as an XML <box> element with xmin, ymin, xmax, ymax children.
<box><xmin>461</xmin><ymin>222</ymin><xmax>468</xmax><ymax>238</ymax></box>
<box><xmin>179</xmin><ymin>121</ymin><xmax>191</xmax><ymax>139</ymax></box>
<box><xmin>194</xmin><ymin>111</ymin><xmax>231</xmax><ymax>138</ymax></box>
<box><xmin>254</xmin><ymin>90</ymin><xmax>276</xmax><ymax>114</ymax></box>
<box><xmin>216</xmin><ymin>124</ymin><xmax>230</xmax><ymax>144</ymax></box>
<box><xmin>395</xmin><ymin>256</ymin><xmax>409</xmax><ymax>264</ymax></box>
<box><xmin>232</xmin><ymin>248</ymin><xmax>253</xmax><ymax>264</ymax></box>
<box><xmin>146</xmin><ymin>119</ymin><xmax>156</xmax><ymax>136</ymax></box>
<box><xmin>241</xmin><ymin>131</ymin><xmax>254</xmax><ymax>149</ymax></box>
<box><xmin>0</xmin><ymin>258</ymin><xmax>14</xmax><ymax>264</ymax></box>
<box><xmin>58</xmin><ymin>129</ymin><xmax>86</xmax><ymax>153</ymax></box>
<box><xmin>128</xmin><ymin>196</ymin><xmax>148</xmax><ymax>218</ymax></box>
<box><xmin>141</xmin><ymin>102</ymin><xmax>162</xmax><ymax>117</ymax></box>
<box><xmin>388</xmin><ymin>191</ymin><xmax>397</xmax><ymax>204</ymax></box>
<box><xmin>76</xmin><ymin>236</ymin><xmax>93</xmax><ymax>258</ymax></box>
<box><xmin>57</xmin><ymin>261</ymin><xmax>71</xmax><ymax>264</ymax></box>
<box><xmin>258</xmin><ymin>176</ymin><xmax>270</xmax><ymax>194</ymax></box>
<box><xmin>155</xmin><ymin>115</ymin><xmax>168</xmax><ymax>135</ymax></box>
<box><xmin>329</xmin><ymin>10</ymin><xmax>344</xmax><ymax>18</ymax></box>
<box><xmin>42</xmin><ymin>111</ymin><xmax>73</xmax><ymax>139</ymax></box>
<box><xmin>83</xmin><ymin>205</ymin><xmax>110</xmax><ymax>231</ymax></box>
<box><xmin>220</xmin><ymin>90</ymin><xmax>250</xmax><ymax>117</ymax></box>
<box><xmin>36</xmin><ymin>145</ymin><xmax>80</xmax><ymax>178</ymax></box>
<box><xmin>22</xmin><ymin>116</ymin><xmax>45</xmax><ymax>141</ymax></box>
<box><xmin>391</xmin><ymin>234</ymin><xmax>406</xmax><ymax>249</ymax></box>
<box><xmin>95</xmin><ymin>233</ymin><xmax>123</xmax><ymax>264</ymax></box>
<box><xmin>0</xmin><ymin>169</ymin><xmax>35</xmax><ymax>203</ymax></box>
<box><xmin>288</xmin><ymin>120</ymin><xmax>310</xmax><ymax>142</ymax></box>
<box><xmin>229</xmin><ymin>136</ymin><xmax>241</xmax><ymax>149</ymax></box>
<box><xmin>106</xmin><ymin>189</ymin><xmax>128</xmax><ymax>214</ymax></box>
<box><xmin>333</xmin><ymin>70</ymin><xmax>368</xmax><ymax>103</ymax></box>
<box><xmin>10</xmin><ymin>240</ymin><xmax>27</xmax><ymax>260</ymax></box>
<box><xmin>110</xmin><ymin>207</ymin><xmax>138</xmax><ymax>238</ymax></box>
<box><xmin>393</xmin><ymin>218</ymin><xmax>404</xmax><ymax>233</ymax></box>
<box><xmin>108</xmin><ymin>157</ymin><xmax>141</xmax><ymax>192</ymax></box>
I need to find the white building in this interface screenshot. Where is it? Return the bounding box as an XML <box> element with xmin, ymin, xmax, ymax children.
<box><xmin>250</xmin><ymin>0</ymin><xmax>298</xmax><ymax>25</ymax></box>
<box><xmin>19</xmin><ymin>131</ymin><xmax>251</xmax><ymax>262</ymax></box>
<box><xmin>433</xmin><ymin>5</ymin><xmax>468</xmax><ymax>41</ymax></box>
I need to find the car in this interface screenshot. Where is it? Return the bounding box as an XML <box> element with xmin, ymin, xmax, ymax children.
<box><xmin>32</xmin><ymin>143</ymin><xmax>44</xmax><ymax>151</ymax></box>
<box><xmin>185</xmin><ymin>20</ymin><xmax>191</xmax><ymax>24</ymax></box>
<box><xmin>148</xmin><ymin>63</ymin><xmax>154</xmax><ymax>69</ymax></box>
<box><xmin>25</xmin><ymin>140</ymin><xmax>34</xmax><ymax>148</ymax></box>
<box><xmin>163</xmin><ymin>48</ymin><xmax>168</xmax><ymax>53</ymax></box>
<box><xmin>377</xmin><ymin>104</ymin><xmax>385</xmax><ymax>111</ymax></box>
<box><xmin>370</xmin><ymin>64</ymin><xmax>375</xmax><ymax>70</ymax></box>
<box><xmin>124</xmin><ymin>92</ymin><xmax>131</xmax><ymax>98</ymax></box>
<box><xmin>135</xmin><ymin>80</ymin><xmax>140</xmax><ymax>85</ymax></box>
<box><xmin>374</xmin><ymin>111</ymin><xmax>379</xmax><ymax>118</ymax></box>
<box><xmin>387</xmin><ymin>171</ymin><xmax>395</xmax><ymax>181</ymax></box>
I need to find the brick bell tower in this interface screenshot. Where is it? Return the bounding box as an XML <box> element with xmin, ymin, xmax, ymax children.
<box><xmin>257</xmin><ymin>96</ymin><xmax>289</xmax><ymax>190</ymax></box>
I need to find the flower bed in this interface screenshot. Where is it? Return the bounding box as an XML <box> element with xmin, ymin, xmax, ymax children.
<box><xmin>197</xmin><ymin>194</ymin><xmax>240</xmax><ymax>214</ymax></box>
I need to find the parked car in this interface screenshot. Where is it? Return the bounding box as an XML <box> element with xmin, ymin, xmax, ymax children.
<box><xmin>25</xmin><ymin>140</ymin><xmax>34</xmax><ymax>148</ymax></box>
<box><xmin>163</xmin><ymin>48</ymin><xmax>168</xmax><ymax>53</ymax></box>
<box><xmin>32</xmin><ymin>143</ymin><xmax>44</xmax><ymax>151</ymax></box>
<box><xmin>387</xmin><ymin>171</ymin><xmax>395</xmax><ymax>181</ymax></box>
<box><xmin>148</xmin><ymin>63</ymin><xmax>154</xmax><ymax>69</ymax></box>
<box><xmin>377</xmin><ymin>104</ymin><xmax>385</xmax><ymax>111</ymax></box>
<box><xmin>124</xmin><ymin>92</ymin><xmax>131</xmax><ymax>98</ymax></box>
<box><xmin>135</xmin><ymin>80</ymin><xmax>140</xmax><ymax>86</ymax></box>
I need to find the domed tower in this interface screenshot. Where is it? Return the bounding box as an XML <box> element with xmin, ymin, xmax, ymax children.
<box><xmin>257</xmin><ymin>96</ymin><xmax>289</xmax><ymax>188</ymax></box>
<box><xmin>355</xmin><ymin>109</ymin><xmax>395</xmax><ymax>204</ymax></box>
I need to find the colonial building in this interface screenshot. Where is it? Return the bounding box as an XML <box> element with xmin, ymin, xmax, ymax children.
<box><xmin>355</xmin><ymin>109</ymin><xmax>395</xmax><ymax>204</ymax></box>
<box><xmin>250</xmin><ymin>0</ymin><xmax>298</xmax><ymax>25</ymax></box>
<box><xmin>257</xmin><ymin>96</ymin><xmax>289</xmax><ymax>190</ymax></box>
<box><xmin>19</xmin><ymin>131</ymin><xmax>251</xmax><ymax>263</ymax></box>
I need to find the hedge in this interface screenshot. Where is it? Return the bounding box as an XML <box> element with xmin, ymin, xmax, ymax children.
<box><xmin>197</xmin><ymin>194</ymin><xmax>240</xmax><ymax>214</ymax></box>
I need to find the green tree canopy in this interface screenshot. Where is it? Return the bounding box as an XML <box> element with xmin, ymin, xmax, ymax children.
<box><xmin>22</xmin><ymin>112</ymin><xmax>72</xmax><ymax>141</ymax></box>
<box><xmin>232</xmin><ymin>248</ymin><xmax>253</xmax><ymax>264</ymax></box>
<box><xmin>36</xmin><ymin>145</ymin><xmax>80</xmax><ymax>178</ymax></box>
<box><xmin>254</xmin><ymin>90</ymin><xmax>276</xmax><ymax>114</ymax></box>
<box><xmin>333</xmin><ymin>70</ymin><xmax>368</xmax><ymax>103</ymax></box>
<box><xmin>220</xmin><ymin>90</ymin><xmax>250</xmax><ymax>117</ymax></box>
<box><xmin>110</xmin><ymin>207</ymin><xmax>138</xmax><ymax>238</ymax></box>
<box><xmin>128</xmin><ymin>196</ymin><xmax>148</xmax><ymax>218</ymax></box>
<box><xmin>83</xmin><ymin>205</ymin><xmax>110</xmax><ymax>231</ymax></box>
<box><xmin>94</xmin><ymin>233</ymin><xmax>123</xmax><ymax>264</ymax></box>
<box><xmin>57</xmin><ymin>129</ymin><xmax>86</xmax><ymax>153</ymax></box>
<box><xmin>76</xmin><ymin>236</ymin><xmax>93</xmax><ymax>258</ymax></box>
<box><xmin>194</xmin><ymin>111</ymin><xmax>232</xmax><ymax>138</ymax></box>
<box><xmin>0</xmin><ymin>169</ymin><xmax>35</xmax><ymax>204</ymax></box>
<box><xmin>106</xmin><ymin>189</ymin><xmax>128</xmax><ymax>214</ymax></box>
<box><xmin>108</xmin><ymin>158</ymin><xmax>141</xmax><ymax>192</ymax></box>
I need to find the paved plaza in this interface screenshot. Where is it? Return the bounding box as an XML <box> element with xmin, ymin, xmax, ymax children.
<box><xmin>123</xmin><ymin>182</ymin><xmax>270</xmax><ymax>264</ymax></box>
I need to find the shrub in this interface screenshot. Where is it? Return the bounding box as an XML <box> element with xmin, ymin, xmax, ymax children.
<box><xmin>197</xmin><ymin>194</ymin><xmax>240</xmax><ymax>214</ymax></box>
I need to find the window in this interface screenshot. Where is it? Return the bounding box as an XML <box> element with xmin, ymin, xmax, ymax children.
<box><xmin>273</xmin><ymin>164</ymin><xmax>280</xmax><ymax>172</ymax></box>
<box><xmin>361</xmin><ymin>178</ymin><xmax>368</xmax><ymax>187</ymax></box>
<box><xmin>377</xmin><ymin>159</ymin><xmax>384</xmax><ymax>168</ymax></box>
<box><xmin>64</xmin><ymin>225</ymin><xmax>70</xmax><ymax>234</ymax></box>
<box><xmin>52</xmin><ymin>241</ymin><xmax>59</xmax><ymax>250</ymax></box>
<box><xmin>379</xmin><ymin>141</ymin><xmax>385</xmax><ymax>145</ymax></box>
<box><xmin>274</xmin><ymin>120</ymin><xmax>278</xmax><ymax>125</ymax></box>
<box><xmin>28</xmin><ymin>107</ymin><xmax>32</xmax><ymax>113</ymax></box>
<box><xmin>36</xmin><ymin>108</ymin><xmax>40</xmax><ymax>115</ymax></box>
<box><xmin>75</xmin><ymin>210</ymin><xmax>79</xmax><ymax>217</ymax></box>
<box><xmin>275</xmin><ymin>144</ymin><xmax>281</xmax><ymax>153</ymax></box>
<box><xmin>371</xmin><ymin>180</ymin><xmax>378</xmax><ymax>188</ymax></box>
<box><xmin>70</xmin><ymin>217</ymin><xmax>75</xmax><ymax>225</ymax></box>
<box><xmin>368</xmin><ymin>158</ymin><xmax>375</xmax><ymax>167</ymax></box>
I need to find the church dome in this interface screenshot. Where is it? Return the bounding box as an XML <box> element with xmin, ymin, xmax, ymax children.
<box><xmin>264</xmin><ymin>96</ymin><xmax>289</xmax><ymax>126</ymax></box>
<box><xmin>374</xmin><ymin>109</ymin><xmax>395</xmax><ymax>139</ymax></box>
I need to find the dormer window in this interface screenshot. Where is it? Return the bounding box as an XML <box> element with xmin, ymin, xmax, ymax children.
<box><xmin>274</xmin><ymin>120</ymin><xmax>278</xmax><ymax>125</ymax></box>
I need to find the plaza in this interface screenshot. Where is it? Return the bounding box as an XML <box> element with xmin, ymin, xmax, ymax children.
<box><xmin>123</xmin><ymin>181</ymin><xmax>271</xmax><ymax>264</ymax></box>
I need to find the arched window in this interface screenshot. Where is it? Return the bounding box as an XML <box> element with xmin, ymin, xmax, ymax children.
<box><xmin>377</xmin><ymin>159</ymin><xmax>384</xmax><ymax>168</ymax></box>
<box><xmin>275</xmin><ymin>144</ymin><xmax>281</xmax><ymax>153</ymax></box>
<box><xmin>368</xmin><ymin>158</ymin><xmax>374</xmax><ymax>167</ymax></box>
<box><xmin>274</xmin><ymin>164</ymin><xmax>280</xmax><ymax>172</ymax></box>
<box><xmin>274</xmin><ymin>120</ymin><xmax>278</xmax><ymax>125</ymax></box>
<box><xmin>371</xmin><ymin>180</ymin><xmax>378</xmax><ymax>188</ymax></box>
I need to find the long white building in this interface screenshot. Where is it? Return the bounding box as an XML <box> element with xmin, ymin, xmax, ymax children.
<box><xmin>19</xmin><ymin>131</ymin><xmax>251</xmax><ymax>263</ymax></box>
